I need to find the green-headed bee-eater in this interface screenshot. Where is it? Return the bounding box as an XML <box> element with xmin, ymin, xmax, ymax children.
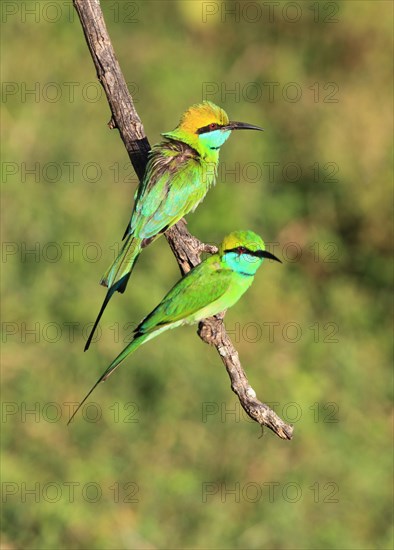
<box><xmin>84</xmin><ymin>102</ymin><xmax>263</xmax><ymax>351</ymax></box>
<box><xmin>69</xmin><ymin>230</ymin><xmax>280</xmax><ymax>424</ymax></box>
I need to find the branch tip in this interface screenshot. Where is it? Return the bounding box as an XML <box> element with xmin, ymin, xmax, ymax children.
<box><xmin>73</xmin><ymin>0</ymin><xmax>293</xmax><ymax>440</ymax></box>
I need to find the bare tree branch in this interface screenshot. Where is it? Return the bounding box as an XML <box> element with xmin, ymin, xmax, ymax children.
<box><xmin>73</xmin><ymin>0</ymin><xmax>293</xmax><ymax>440</ymax></box>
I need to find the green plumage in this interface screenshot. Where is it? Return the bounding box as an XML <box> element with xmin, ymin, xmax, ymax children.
<box><xmin>84</xmin><ymin>102</ymin><xmax>263</xmax><ymax>351</ymax></box>
<box><xmin>69</xmin><ymin>231</ymin><xmax>280</xmax><ymax>424</ymax></box>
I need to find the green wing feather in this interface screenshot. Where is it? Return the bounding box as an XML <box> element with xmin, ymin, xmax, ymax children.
<box><xmin>136</xmin><ymin>260</ymin><xmax>233</xmax><ymax>335</ymax></box>
<box><xmin>87</xmin><ymin>141</ymin><xmax>217</xmax><ymax>351</ymax></box>
<box><xmin>128</xmin><ymin>141</ymin><xmax>215</xmax><ymax>240</ymax></box>
<box><xmin>71</xmin><ymin>259</ymin><xmax>233</xmax><ymax>424</ymax></box>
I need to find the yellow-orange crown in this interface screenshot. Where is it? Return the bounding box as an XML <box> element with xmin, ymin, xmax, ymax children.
<box><xmin>176</xmin><ymin>101</ymin><xmax>229</xmax><ymax>134</ymax></box>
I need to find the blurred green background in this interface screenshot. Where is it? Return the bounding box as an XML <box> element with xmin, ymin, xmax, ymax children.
<box><xmin>1</xmin><ymin>1</ymin><xmax>392</xmax><ymax>548</ymax></box>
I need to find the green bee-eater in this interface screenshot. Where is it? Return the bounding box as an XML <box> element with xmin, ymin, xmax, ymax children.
<box><xmin>85</xmin><ymin>102</ymin><xmax>263</xmax><ymax>350</ymax></box>
<box><xmin>69</xmin><ymin>230</ymin><xmax>281</xmax><ymax>424</ymax></box>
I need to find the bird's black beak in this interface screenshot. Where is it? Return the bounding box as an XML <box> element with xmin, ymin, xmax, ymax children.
<box><xmin>256</xmin><ymin>250</ymin><xmax>282</xmax><ymax>263</ymax></box>
<box><xmin>224</xmin><ymin>121</ymin><xmax>264</xmax><ymax>132</ymax></box>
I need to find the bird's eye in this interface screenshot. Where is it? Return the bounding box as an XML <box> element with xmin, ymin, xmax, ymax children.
<box><xmin>209</xmin><ymin>123</ymin><xmax>218</xmax><ymax>130</ymax></box>
<box><xmin>237</xmin><ymin>246</ymin><xmax>248</xmax><ymax>254</ymax></box>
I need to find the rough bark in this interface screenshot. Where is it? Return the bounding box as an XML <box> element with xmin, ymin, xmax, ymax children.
<box><xmin>73</xmin><ymin>0</ymin><xmax>293</xmax><ymax>440</ymax></box>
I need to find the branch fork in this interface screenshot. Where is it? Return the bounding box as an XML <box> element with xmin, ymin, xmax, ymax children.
<box><xmin>73</xmin><ymin>0</ymin><xmax>293</xmax><ymax>440</ymax></box>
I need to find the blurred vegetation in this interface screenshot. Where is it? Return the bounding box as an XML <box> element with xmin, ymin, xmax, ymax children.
<box><xmin>1</xmin><ymin>1</ymin><xmax>392</xmax><ymax>548</ymax></box>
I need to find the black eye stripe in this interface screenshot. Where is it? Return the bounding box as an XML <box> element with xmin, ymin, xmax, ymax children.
<box><xmin>196</xmin><ymin>123</ymin><xmax>221</xmax><ymax>134</ymax></box>
<box><xmin>225</xmin><ymin>246</ymin><xmax>258</xmax><ymax>256</ymax></box>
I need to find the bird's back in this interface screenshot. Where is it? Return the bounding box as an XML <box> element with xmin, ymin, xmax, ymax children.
<box><xmin>134</xmin><ymin>253</ymin><xmax>254</xmax><ymax>338</ymax></box>
<box><xmin>128</xmin><ymin>138</ymin><xmax>218</xmax><ymax>239</ymax></box>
